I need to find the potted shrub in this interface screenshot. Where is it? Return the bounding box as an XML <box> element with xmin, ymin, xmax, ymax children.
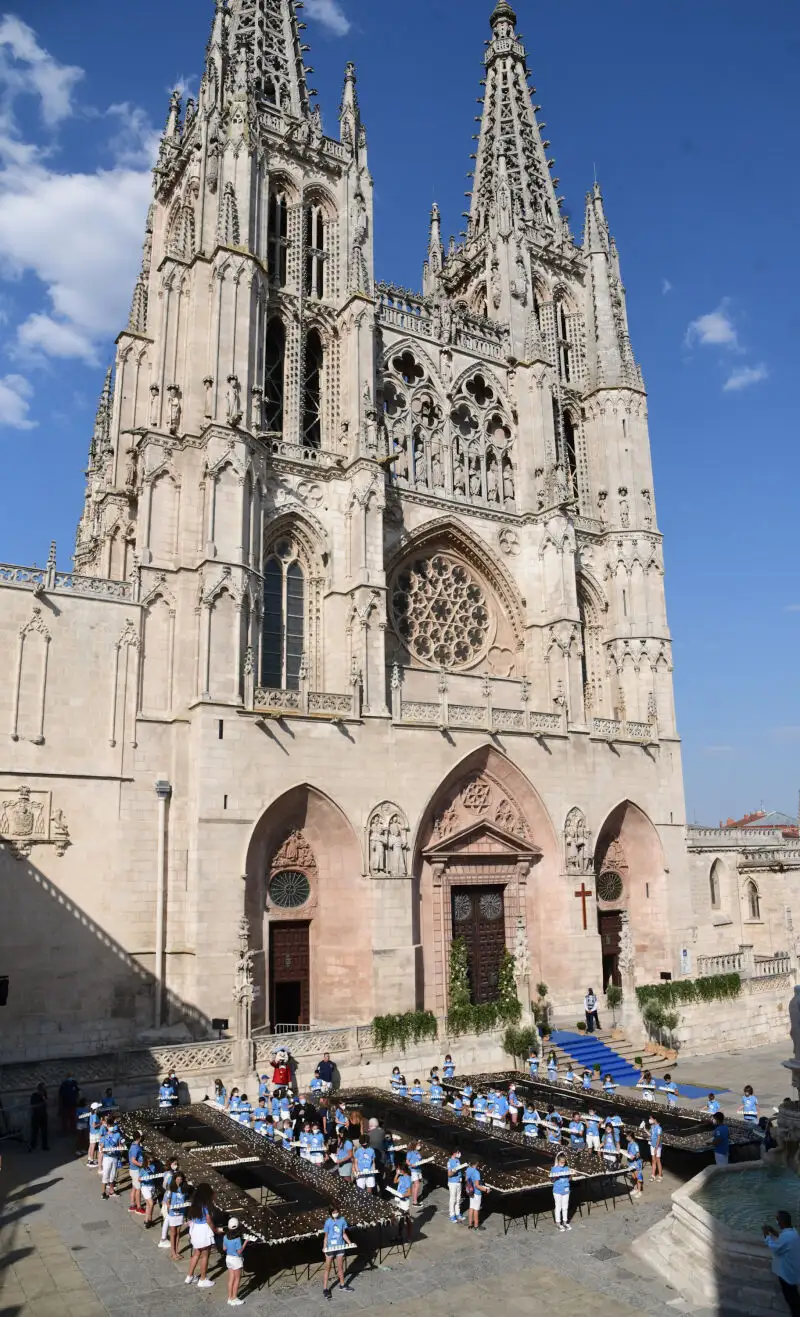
<box><xmin>576</xmin><ymin>1020</ymin><xmax>587</xmax><ymax>1032</ymax></box>
<box><xmin>606</xmin><ymin>983</ymin><xmax>623</xmax><ymax>1027</ymax></box>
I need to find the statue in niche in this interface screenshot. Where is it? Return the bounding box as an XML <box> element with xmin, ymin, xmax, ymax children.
<box><xmin>439</xmin><ymin>300</ymin><xmax>453</xmax><ymax>345</ymax></box>
<box><xmin>367</xmin><ymin>803</ymin><xmax>409</xmax><ymax>878</ymax></box>
<box><xmin>227</xmin><ymin>374</ymin><xmax>242</xmax><ymax>426</ymax></box>
<box><xmin>503</xmin><ymin>457</ymin><xmax>515</xmax><ymax>503</ymax></box>
<box><xmin>453</xmin><ymin>451</ymin><xmax>466</xmax><ymax>497</ymax></box>
<box><xmin>618</xmin><ymin>486</ymin><xmax>630</xmax><ymax>528</ymax></box>
<box><xmin>534</xmin><ymin>466</ymin><xmax>545</xmax><ymax>510</ymax></box>
<box><xmin>395</xmin><ymin>435</ymin><xmax>409</xmax><ymax>481</ymax></box>
<box><xmin>642</xmin><ymin>488</ymin><xmax>653</xmax><ymax>527</ymax></box>
<box><xmin>486</xmin><ymin>458</ymin><xmax>500</xmax><ymax>503</ymax></box>
<box><xmin>497</xmin><ymin>180</ymin><xmax>513</xmax><ymax>239</ymax></box>
<box><xmin>431</xmin><ymin>438</ymin><xmax>444</xmax><ymax>491</ymax></box>
<box><xmin>618</xmin><ymin>911</ymin><xmax>635</xmax><ymax>978</ymax></box>
<box><xmin>469</xmin><ymin>455</ymin><xmax>481</xmax><ymax>498</ymax></box>
<box><xmin>413</xmin><ymin>433</ymin><xmax>427</xmax><ymax>487</ymax></box>
<box><xmin>166</xmin><ymin>385</ymin><xmax>182</xmax><ymax>436</ymax></box>
<box><xmin>564</xmin><ymin>807</ymin><xmax>592</xmax><ymax>874</ymax></box>
<box><xmin>149</xmin><ymin>383</ymin><xmax>160</xmax><ymax>428</ymax></box>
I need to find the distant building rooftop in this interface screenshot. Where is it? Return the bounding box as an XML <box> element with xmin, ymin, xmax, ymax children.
<box><xmin>719</xmin><ymin>809</ymin><xmax>798</xmax><ymax>838</ymax></box>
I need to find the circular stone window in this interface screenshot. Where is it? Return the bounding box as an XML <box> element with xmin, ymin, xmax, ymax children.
<box><xmin>268</xmin><ymin>870</ymin><xmax>311</xmax><ymax>909</ymax></box>
<box><xmin>390</xmin><ymin>553</ymin><xmax>492</xmax><ymax>670</ymax></box>
<box><xmin>597</xmin><ymin>871</ymin><xmax>624</xmax><ymax>903</ymax></box>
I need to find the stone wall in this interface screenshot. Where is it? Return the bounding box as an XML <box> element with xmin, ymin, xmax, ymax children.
<box><xmin>663</xmin><ymin>975</ymin><xmax>793</xmax><ymax>1054</ymax></box>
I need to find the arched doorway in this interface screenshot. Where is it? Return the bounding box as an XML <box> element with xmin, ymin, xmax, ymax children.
<box><xmin>244</xmin><ymin>785</ymin><xmax>363</xmax><ymax>1029</ymax></box>
<box><xmin>593</xmin><ymin>800</ymin><xmax>668</xmax><ymax>987</ymax></box>
<box><xmin>415</xmin><ymin>747</ymin><xmax>556</xmax><ymax>1015</ymax></box>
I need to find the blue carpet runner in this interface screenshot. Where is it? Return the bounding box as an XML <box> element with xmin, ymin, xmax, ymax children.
<box><xmin>548</xmin><ymin>1031</ymin><xmax>728</xmax><ymax>1098</ymax></box>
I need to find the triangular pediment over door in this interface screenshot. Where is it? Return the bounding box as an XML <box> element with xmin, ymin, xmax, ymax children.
<box><xmin>422</xmin><ymin>817</ymin><xmax>541</xmax><ymax>865</ymax></box>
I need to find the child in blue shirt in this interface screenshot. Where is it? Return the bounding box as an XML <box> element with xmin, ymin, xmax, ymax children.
<box><xmin>705</xmin><ymin>1092</ymin><xmax>721</xmax><ymax>1115</ymax></box>
<box><xmin>257</xmin><ymin>1073</ymin><xmax>270</xmax><ymax>1100</ymax></box>
<box><xmin>623</xmin><ymin>1133</ymin><xmax>643</xmax><ymax>1195</ymax></box>
<box><xmin>601</xmin><ymin>1124</ymin><xmax>619</xmax><ymax>1168</ymax></box>
<box><xmin>473</xmin><ymin>1093</ymin><xmax>488</xmax><ymax>1124</ymax></box>
<box><xmin>522</xmin><ymin>1104</ymin><xmax>540</xmax><ymax>1138</ymax></box>
<box><xmin>529</xmin><ymin>1051</ymin><xmax>540</xmax><ymax>1078</ymax></box>
<box><xmin>648</xmin><ymin>1115</ymin><xmax>663</xmax><ymax>1180</ymax></box>
<box><xmin>390</xmin><ymin>1066</ymin><xmax>401</xmax><ymax>1092</ymax></box>
<box><xmin>214</xmin><ymin>1078</ymin><xmax>227</xmax><ymax>1107</ymax></box>
<box><xmin>228</xmin><ymin>1087</ymin><xmax>241</xmax><ymax>1115</ymax></box>
<box><xmin>568</xmin><ymin>1114</ymin><xmax>585</xmax><ymax>1149</ymax></box>
<box><xmin>354</xmin><ymin>1138</ymin><xmax>376</xmax><ymax>1191</ymax></box>
<box><xmin>609</xmin><ymin>1113</ymin><xmax>623</xmax><ymax>1147</ymax></box>
<box><xmin>280</xmin><ymin>1120</ymin><xmax>294</xmax><ymax>1152</ymax></box>
<box><xmin>661</xmin><ymin>1074</ymin><xmax>678</xmax><ymax>1108</ymax></box>
<box><xmin>447</xmin><ymin>1150</ymin><xmax>464</xmax><ymax>1222</ymax></box>
<box><xmin>253</xmin><ymin>1098</ymin><xmax>269</xmax><ymax>1135</ymax></box>
<box><xmin>443</xmin><ymin>1055</ymin><xmax>456</xmax><ymax>1080</ymax></box>
<box><xmin>309</xmin><ymin>1074</ymin><xmax>323</xmax><ymax>1099</ymax></box>
<box><xmin>465</xmin><ymin>1163</ymin><xmax>490</xmax><ymax>1231</ymax></box>
<box><xmin>310</xmin><ymin>1124</ymin><xmax>326</xmax><ymax>1166</ymax></box>
<box><xmin>394</xmin><ymin>1163</ymin><xmax>414</xmax><ymax>1241</ymax></box>
<box><xmin>545</xmin><ymin>1107</ymin><xmax>562</xmax><ymax>1145</ymax></box>
<box><xmin>582</xmin><ymin>1069</ymin><xmax>593</xmax><ymax>1092</ymax></box>
<box><xmin>396</xmin><ymin>1077</ymin><xmax>408</xmax><ymax>1099</ymax></box>
<box><xmin>223</xmin><ymin>1217</ymin><xmax>248</xmax><ymax>1307</ymax></box>
<box><xmin>711</xmin><ymin>1111</ymin><xmax>730</xmax><ymax>1166</ymax></box>
<box><xmin>585</xmin><ymin>1109</ymin><xmax>601</xmax><ymax>1155</ymax></box>
<box><xmin>565</xmin><ymin>1064</ymin><xmax>575</xmax><ymax>1086</ymax></box>
<box><xmin>410</xmin><ymin>1080</ymin><xmax>424</xmax><ymax>1103</ymax></box>
<box><xmin>550</xmin><ymin>1152</ymin><xmax>575</xmax><ymax>1231</ymax></box>
<box><xmin>140</xmin><ymin>1159</ymin><xmax>160</xmax><ymax>1227</ymax></box>
<box><xmin>450</xmin><ymin>1094</ymin><xmax>464</xmax><ymax>1115</ymax></box>
<box><xmin>547</xmin><ymin>1054</ymin><xmax>558</xmax><ymax>1081</ymax></box>
<box><xmin>602</xmin><ymin>1074</ymin><xmax>616</xmax><ymax>1097</ymax></box>
<box><xmin>429</xmin><ymin>1080</ymin><xmax>444</xmax><ymax>1105</ymax></box>
<box><xmin>637</xmin><ymin>1071</ymin><xmax>655</xmax><ymax>1102</ymax></box>
<box><xmin>322</xmin><ymin>1208</ymin><xmax>353</xmax><ymax>1299</ymax></box>
<box><xmin>739</xmin><ymin>1086</ymin><xmax>759</xmax><ymax>1123</ymax></box>
<box><xmin>407</xmin><ymin>1142</ymin><xmax>424</xmax><ymax>1205</ymax></box>
<box><xmin>461</xmin><ymin>1083</ymin><xmax>473</xmax><ymax>1108</ymax></box>
<box><xmin>507</xmin><ymin>1084</ymin><xmax>520</xmax><ymax>1125</ymax></box>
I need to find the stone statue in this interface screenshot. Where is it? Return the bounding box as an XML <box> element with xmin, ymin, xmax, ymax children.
<box><xmin>618</xmin><ymin>910</ymin><xmax>635</xmax><ymax>978</ymax></box>
<box><xmin>149</xmin><ymin>383</ymin><xmax>160</xmax><ymax>428</ymax></box>
<box><xmin>369</xmin><ymin>819</ymin><xmax>387</xmax><ymax>874</ymax></box>
<box><xmin>469</xmin><ymin>456</ymin><xmax>481</xmax><ymax>497</ymax></box>
<box><xmin>486</xmin><ymin>462</ymin><xmax>500</xmax><ymax>503</ymax></box>
<box><xmin>387</xmin><ymin>818</ymin><xmax>407</xmax><ymax>877</ymax></box>
<box><xmin>503</xmin><ymin>459</ymin><xmax>515</xmax><ymax>503</ymax></box>
<box><xmin>564</xmin><ymin>807</ymin><xmax>591</xmax><ymax>874</ymax></box>
<box><xmin>453</xmin><ymin>455</ymin><xmax>466</xmax><ymax>496</ymax></box>
<box><xmin>166</xmin><ymin>385</ymin><xmax>182</xmax><ymax>436</ymax></box>
<box><xmin>203</xmin><ymin>375</ymin><xmax>214</xmax><ymax>420</ymax></box>
<box><xmin>227</xmin><ymin>374</ymin><xmax>242</xmax><ymax>426</ymax></box>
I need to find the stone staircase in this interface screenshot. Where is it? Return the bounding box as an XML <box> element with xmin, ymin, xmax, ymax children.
<box><xmin>541</xmin><ymin>1027</ymin><xmax>672</xmax><ymax>1087</ymax></box>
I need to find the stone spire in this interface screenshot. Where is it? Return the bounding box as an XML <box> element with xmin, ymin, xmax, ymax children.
<box><xmin>226</xmin><ymin>0</ymin><xmax>313</xmax><ymax>118</ymax></box>
<box><xmin>91</xmin><ymin>368</ymin><xmax>113</xmax><ymax>465</ymax></box>
<box><xmin>422</xmin><ymin>202</ymin><xmax>444</xmax><ymax>296</ymax></box>
<box><xmin>339</xmin><ymin>61</ymin><xmax>362</xmax><ymax>151</ymax></box>
<box><xmin>469</xmin><ymin>2</ymin><xmax>561</xmax><ymax>242</ymax></box>
<box><xmin>583</xmin><ymin>183</ymin><xmax>643</xmax><ymax>390</ymax></box>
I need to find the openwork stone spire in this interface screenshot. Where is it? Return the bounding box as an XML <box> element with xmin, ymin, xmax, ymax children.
<box><xmin>470</xmin><ymin>2</ymin><xmax>560</xmax><ymax>240</ymax></box>
<box><xmin>227</xmin><ymin>0</ymin><xmax>312</xmax><ymax>118</ymax></box>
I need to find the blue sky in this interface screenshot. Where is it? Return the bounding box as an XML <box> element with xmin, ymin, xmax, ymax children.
<box><xmin>2</xmin><ymin>0</ymin><xmax>799</xmax><ymax>824</ymax></box>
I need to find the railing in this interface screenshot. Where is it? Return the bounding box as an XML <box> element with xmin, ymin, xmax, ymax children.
<box><xmin>754</xmin><ymin>953</ymin><xmax>792</xmax><ymax>978</ymax></box>
<box><xmin>0</xmin><ymin>561</ymin><xmax>132</xmax><ymax>601</ymax></box>
<box><xmin>253</xmin><ymin>687</ymin><xmax>356</xmax><ymax>719</ymax></box>
<box><xmin>393</xmin><ymin>684</ymin><xmax>564</xmax><ymax>738</ymax></box>
<box><xmin>696</xmin><ymin>951</ymin><xmax>745</xmax><ymax>976</ymax></box>
<box><xmin>262</xmin><ymin>436</ymin><xmax>342</xmax><ymax>468</ymax></box>
<box><xmin>0</xmin><ymin>1038</ymin><xmax>233</xmax><ymax>1096</ymax></box>
<box><xmin>591</xmin><ymin>717</ymin><xmax>656</xmax><ymax>745</ymax></box>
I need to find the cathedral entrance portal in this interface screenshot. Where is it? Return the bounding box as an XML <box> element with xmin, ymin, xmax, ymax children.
<box><xmin>452</xmin><ymin>885</ymin><xmax>506</xmax><ymax>1004</ymax></box>
<box><xmin>269</xmin><ymin>921</ymin><xmax>310</xmax><ymax>1030</ymax></box>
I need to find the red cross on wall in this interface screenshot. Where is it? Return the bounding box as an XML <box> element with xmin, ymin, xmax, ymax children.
<box><xmin>575</xmin><ymin>882</ymin><xmax>593</xmax><ymax>931</ymax></box>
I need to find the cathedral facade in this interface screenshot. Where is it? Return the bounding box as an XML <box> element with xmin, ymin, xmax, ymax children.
<box><xmin>1</xmin><ymin>1</ymin><xmax>709</xmax><ymax>1059</ymax></box>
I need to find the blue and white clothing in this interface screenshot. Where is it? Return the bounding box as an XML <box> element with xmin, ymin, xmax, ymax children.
<box><xmin>447</xmin><ymin>1155</ymin><xmax>462</xmax><ymax>1185</ymax></box>
<box><xmin>465</xmin><ymin>1165</ymin><xmax>482</xmax><ymax>1205</ymax></box>
<box><xmin>473</xmin><ymin>1095</ymin><xmax>488</xmax><ymax>1123</ymax></box>
<box><xmin>493</xmin><ymin>1094</ymin><xmax>509</xmax><ymax>1122</ymax></box>
<box><xmin>128</xmin><ymin>1140</ymin><xmax>144</xmax><ymax>1171</ymax></box>
<box><xmin>649</xmin><ymin>1122</ymin><xmax>663</xmax><ymax>1154</ymax></box>
<box><xmin>565</xmin><ymin>1067</ymin><xmax>575</xmax><ymax>1085</ymax></box>
<box><xmin>549</xmin><ymin>1164</ymin><xmax>575</xmax><ymax>1196</ymax></box>
<box><xmin>334</xmin><ymin>1140</ymin><xmax>353</xmax><ymax>1177</ymax></box>
<box><xmin>215</xmin><ymin>1086</ymin><xmax>227</xmax><ymax>1107</ymax></box>
<box><xmin>258</xmin><ymin>1077</ymin><xmax>270</xmax><ymax>1099</ymax></box>
<box><xmin>334</xmin><ymin>1107</ymin><xmax>347</xmax><ymax>1128</ymax></box>
<box><xmin>461</xmin><ymin>1084</ymin><xmax>473</xmax><ymax>1105</ymax></box>
<box><xmin>528</xmin><ymin>1054</ymin><xmax>540</xmax><ymax>1077</ymax></box>
<box><xmin>610</xmin><ymin>1115</ymin><xmax>623</xmax><ymax>1147</ymax></box>
<box><xmin>741</xmin><ymin>1093</ymin><xmax>759</xmax><ymax>1123</ymax></box>
<box><xmin>323</xmin><ymin>1216</ymin><xmax>348</xmax><ymax>1253</ymax></box>
<box><xmin>102</xmin><ymin>1128</ymin><xmax>124</xmax><ymax>1160</ymax></box>
<box><xmin>354</xmin><ymin>1146</ymin><xmax>376</xmax><ymax>1185</ymax></box>
<box><xmin>299</xmin><ymin>1130</ymin><xmax>312</xmax><ymax>1159</ymax></box>
<box><xmin>410</xmin><ymin>1083</ymin><xmax>424</xmax><ymax>1103</ymax></box>
<box><xmin>158</xmin><ymin>1083</ymin><xmax>175</xmax><ymax>1109</ymax></box>
<box><xmin>546</xmin><ymin>1114</ymin><xmax>563</xmax><ymax>1144</ymax></box>
<box><xmin>407</xmin><ymin>1149</ymin><xmax>423</xmax><ymax>1181</ymax></box>
<box><xmin>223</xmin><ymin>1234</ymin><xmax>245</xmax><ymax>1263</ymax></box>
<box><xmin>237</xmin><ymin>1102</ymin><xmax>252</xmax><ymax>1125</ymax></box>
<box><xmin>626</xmin><ymin>1139</ymin><xmax>643</xmax><ymax>1174</ymax></box>
<box><xmin>508</xmin><ymin>1089</ymin><xmax>521</xmax><ymax>1112</ymax></box>
<box><xmin>253</xmin><ymin>1106</ymin><xmax>269</xmax><ymax>1135</ymax></box>
<box><xmin>451</xmin><ymin>1096</ymin><xmax>463</xmax><ymax>1115</ymax></box>
<box><xmin>602</xmin><ymin>1131</ymin><xmax>618</xmax><ymax>1164</ymax></box>
<box><xmin>88</xmin><ymin>1109</ymin><xmax>102</xmax><ymax>1140</ymax></box>
<box><xmin>396</xmin><ymin>1082</ymin><xmax>408</xmax><ymax>1099</ymax></box>
<box><xmin>390</xmin><ymin>1071</ymin><xmax>402</xmax><ymax>1092</ymax></box>
<box><xmin>522</xmin><ymin>1108</ymin><xmax>539</xmax><ymax>1137</ymax></box>
<box><xmin>271</xmin><ymin>1096</ymin><xmax>282</xmax><ymax>1120</ymax></box>
<box><xmin>706</xmin><ymin>1098</ymin><xmax>721</xmax><ymax>1115</ymax></box>
<box><xmin>429</xmin><ymin>1082</ymin><xmax>444</xmax><ymax>1105</ymax></box>
<box><xmin>547</xmin><ymin>1060</ymin><xmax>557</xmax><ymax>1079</ymax></box>
<box><xmin>638</xmin><ymin>1077</ymin><xmax>655</xmax><ymax>1101</ymax></box>
<box><xmin>603</xmin><ymin>1079</ymin><xmax>616</xmax><ymax>1096</ymax></box>
<box><xmin>229</xmin><ymin>1094</ymin><xmax>242</xmax><ymax>1115</ymax></box>
<box><xmin>140</xmin><ymin>1162</ymin><xmax>160</xmax><ymax>1199</ymax></box>
<box><xmin>568</xmin><ymin>1120</ymin><xmax>585</xmax><ymax>1148</ymax></box>
<box><xmin>443</xmin><ymin>1061</ymin><xmax>455</xmax><ymax>1080</ymax></box>
<box><xmin>280</xmin><ymin>1126</ymin><xmax>294</xmax><ymax>1151</ymax></box>
<box><xmin>582</xmin><ymin>1072</ymin><xmax>593</xmax><ymax>1091</ymax></box>
<box><xmin>279</xmin><ymin>1097</ymin><xmax>291</xmax><ymax>1120</ymax></box>
<box><xmin>585</xmin><ymin>1114</ymin><xmax>600</xmax><ymax>1140</ymax></box>
<box><xmin>309</xmin><ymin>1076</ymin><xmax>323</xmax><ymax>1097</ymax></box>
<box><xmin>310</xmin><ymin>1131</ymin><xmax>326</xmax><ymax>1164</ymax></box>
<box><xmin>166</xmin><ymin>1187</ymin><xmax>187</xmax><ymax>1222</ymax></box>
<box><xmin>395</xmin><ymin>1173</ymin><xmax>412</xmax><ymax>1207</ymax></box>
<box><xmin>662</xmin><ymin>1082</ymin><xmax>678</xmax><ymax>1107</ymax></box>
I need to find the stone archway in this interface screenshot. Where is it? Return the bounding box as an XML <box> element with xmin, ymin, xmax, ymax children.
<box><xmin>414</xmin><ymin>747</ymin><xmax>557</xmax><ymax>1015</ymax></box>
<box><xmin>244</xmin><ymin>785</ymin><xmax>363</xmax><ymax>1029</ymax></box>
<box><xmin>593</xmin><ymin>800</ymin><xmax>668</xmax><ymax>985</ymax></box>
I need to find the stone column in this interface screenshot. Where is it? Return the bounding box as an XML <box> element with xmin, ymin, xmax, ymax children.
<box><xmin>232</xmin><ymin>915</ymin><xmax>256</xmax><ymax>1075</ymax></box>
<box><xmin>153</xmin><ymin>778</ymin><xmax>172</xmax><ymax>1028</ymax></box>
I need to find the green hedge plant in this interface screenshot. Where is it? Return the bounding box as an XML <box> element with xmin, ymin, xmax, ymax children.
<box><xmin>372</xmin><ymin>1010</ymin><xmax>438</xmax><ymax>1054</ymax></box>
<box><xmin>635</xmin><ymin>972</ymin><xmax>741</xmax><ymax>1009</ymax></box>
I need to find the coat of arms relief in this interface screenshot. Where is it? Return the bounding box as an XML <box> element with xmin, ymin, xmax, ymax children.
<box><xmin>0</xmin><ymin>785</ymin><xmax>70</xmax><ymax>859</ymax></box>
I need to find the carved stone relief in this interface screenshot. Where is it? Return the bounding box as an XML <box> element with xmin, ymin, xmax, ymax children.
<box><xmin>432</xmin><ymin>773</ymin><xmax>530</xmax><ymax>842</ymax></box>
<box><xmin>0</xmin><ymin>785</ymin><xmax>70</xmax><ymax>859</ymax></box>
<box><xmin>365</xmin><ymin>802</ymin><xmax>410</xmax><ymax>878</ymax></box>
<box><xmin>564</xmin><ymin>806</ymin><xmax>592</xmax><ymax>874</ymax></box>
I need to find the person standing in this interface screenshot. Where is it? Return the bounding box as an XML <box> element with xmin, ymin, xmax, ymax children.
<box><xmin>447</xmin><ymin>1147</ymin><xmax>464</xmax><ymax>1222</ymax></box>
<box><xmin>648</xmin><ymin>1115</ymin><xmax>664</xmax><ymax>1182</ymax></box>
<box><xmin>549</xmin><ymin>1153</ymin><xmax>575</xmax><ymax>1232</ymax></box>
<box><xmin>87</xmin><ymin>1103</ymin><xmax>102</xmax><ymax>1166</ymax></box>
<box><xmin>465</xmin><ymin>1163</ymin><xmax>490</xmax><ymax>1231</ymax></box>
<box><xmin>584</xmin><ymin>988</ymin><xmax>600</xmax><ymax>1034</ymax></box>
<box><xmin>186</xmin><ymin>1183</ymin><xmax>221</xmax><ymax>1288</ymax></box>
<box><xmin>764</xmin><ymin>1211</ymin><xmax>800</xmax><ymax>1316</ymax></box>
<box><xmin>222</xmin><ymin>1217</ymin><xmax>248</xmax><ymax>1308</ymax></box>
<box><xmin>322</xmin><ymin>1206</ymin><xmax>353</xmax><ymax>1300</ymax></box>
<box><xmin>127</xmin><ymin>1130</ymin><xmax>145</xmax><ymax>1214</ymax></box>
<box><xmin>317</xmin><ymin>1052</ymin><xmax>335</xmax><ymax>1095</ymax></box>
<box><xmin>158</xmin><ymin>1158</ymin><xmax>180</xmax><ymax>1247</ymax></box>
<box><xmin>100</xmin><ymin>1122</ymin><xmax>125</xmax><ymax>1199</ymax></box>
<box><xmin>165</xmin><ymin>1169</ymin><xmax>188</xmax><ymax>1260</ymax></box>
<box><xmin>58</xmin><ymin>1074</ymin><xmax>80</xmax><ymax>1135</ymax></box>
<box><xmin>30</xmin><ymin>1083</ymin><xmax>49</xmax><ymax>1151</ymax></box>
<box><xmin>711</xmin><ymin>1112</ymin><xmax>730</xmax><ymax>1167</ymax></box>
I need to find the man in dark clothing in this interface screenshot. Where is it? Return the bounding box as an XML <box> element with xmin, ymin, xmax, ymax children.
<box><xmin>30</xmin><ymin>1083</ymin><xmax>49</xmax><ymax>1150</ymax></box>
<box><xmin>368</xmin><ymin>1118</ymin><xmax>385</xmax><ymax>1175</ymax></box>
<box><xmin>317</xmin><ymin>1052</ymin><xmax>336</xmax><ymax>1094</ymax></box>
<box><xmin>58</xmin><ymin>1074</ymin><xmax>79</xmax><ymax>1134</ymax></box>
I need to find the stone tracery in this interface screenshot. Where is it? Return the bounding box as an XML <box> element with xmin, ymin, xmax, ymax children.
<box><xmin>390</xmin><ymin>552</ymin><xmax>492</xmax><ymax>670</ymax></box>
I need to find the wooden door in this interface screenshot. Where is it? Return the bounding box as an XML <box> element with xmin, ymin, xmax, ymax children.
<box><xmin>598</xmin><ymin>909</ymin><xmax>622</xmax><ymax>989</ymax></box>
<box><xmin>269</xmin><ymin>922</ymin><xmax>310</xmax><ymax>1029</ymax></box>
<box><xmin>451</xmin><ymin>886</ymin><xmax>506</xmax><ymax>1004</ymax></box>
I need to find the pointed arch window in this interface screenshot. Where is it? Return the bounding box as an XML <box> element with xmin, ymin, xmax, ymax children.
<box><xmin>261</xmin><ymin>539</ymin><xmax>305</xmax><ymax>690</ymax></box>
<box><xmin>302</xmin><ymin>329</ymin><xmax>323</xmax><ymax>449</ymax></box>
<box><xmin>305</xmin><ymin>203</ymin><xmax>326</xmax><ymax>298</ymax></box>
<box><xmin>555</xmin><ymin>296</ymin><xmax>572</xmax><ymax>383</ymax></box>
<box><xmin>268</xmin><ymin>190</ymin><xmax>289</xmax><ymax>288</ymax></box>
<box><xmin>563</xmin><ymin>410</ymin><xmax>578</xmax><ymax>498</ymax></box>
<box><xmin>709</xmin><ymin>860</ymin><xmax>721</xmax><ymax>910</ymax></box>
<box><xmin>745</xmin><ymin>879</ymin><xmax>761</xmax><ymax>922</ymax></box>
<box><xmin>263</xmin><ymin>317</ymin><xmax>285</xmax><ymax>432</ymax></box>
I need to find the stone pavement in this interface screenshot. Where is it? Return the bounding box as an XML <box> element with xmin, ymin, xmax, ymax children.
<box><xmin>668</xmin><ymin>1041</ymin><xmax>790</xmax><ymax>1113</ymax></box>
<box><xmin>0</xmin><ymin>1133</ymin><xmax>721</xmax><ymax>1317</ymax></box>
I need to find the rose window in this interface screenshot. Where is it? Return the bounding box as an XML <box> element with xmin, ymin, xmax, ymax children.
<box><xmin>268</xmin><ymin>870</ymin><xmax>311</xmax><ymax>909</ymax></box>
<box><xmin>391</xmin><ymin>553</ymin><xmax>492</xmax><ymax>669</ymax></box>
<box><xmin>597</xmin><ymin>871</ymin><xmax>623</xmax><ymax>903</ymax></box>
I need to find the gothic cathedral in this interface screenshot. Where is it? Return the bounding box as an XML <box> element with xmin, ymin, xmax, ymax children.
<box><xmin>0</xmin><ymin>0</ymin><xmax>698</xmax><ymax>1056</ymax></box>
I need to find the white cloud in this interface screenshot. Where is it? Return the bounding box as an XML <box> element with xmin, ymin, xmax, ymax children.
<box><xmin>723</xmin><ymin>362</ymin><xmax>768</xmax><ymax>393</ymax></box>
<box><xmin>0</xmin><ymin>23</ymin><xmax>154</xmax><ymax>365</ymax></box>
<box><xmin>0</xmin><ymin>15</ymin><xmax>83</xmax><ymax>126</ymax></box>
<box><xmin>685</xmin><ymin>299</ymin><xmax>738</xmax><ymax>349</ymax></box>
<box><xmin>0</xmin><ymin>371</ymin><xmax>35</xmax><ymax>428</ymax></box>
<box><xmin>169</xmin><ymin>76</ymin><xmax>197</xmax><ymax>101</ymax></box>
<box><xmin>304</xmin><ymin>0</ymin><xmax>351</xmax><ymax>36</ymax></box>
<box><xmin>662</xmin><ymin>278</ymin><xmax>672</xmax><ymax>295</ymax></box>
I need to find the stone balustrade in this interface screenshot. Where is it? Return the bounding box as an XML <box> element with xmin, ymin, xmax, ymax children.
<box><xmin>696</xmin><ymin>950</ymin><xmax>745</xmax><ymax>976</ymax></box>
<box><xmin>696</xmin><ymin>946</ymin><xmax>793</xmax><ymax>980</ymax></box>
<box><xmin>253</xmin><ymin>687</ymin><xmax>357</xmax><ymax>719</ymax></box>
<box><xmin>590</xmin><ymin>716</ymin><xmax>657</xmax><ymax>745</ymax></box>
<box><xmin>0</xmin><ymin>560</ymin><xmax>132</xmax><ymax>601</ymax></box>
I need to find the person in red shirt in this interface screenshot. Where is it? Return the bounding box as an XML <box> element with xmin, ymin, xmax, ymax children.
<box><xmin>271</xmin><ymin>1048</ymin><xmax>292</xmax><ymax>1090</ymax></box>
